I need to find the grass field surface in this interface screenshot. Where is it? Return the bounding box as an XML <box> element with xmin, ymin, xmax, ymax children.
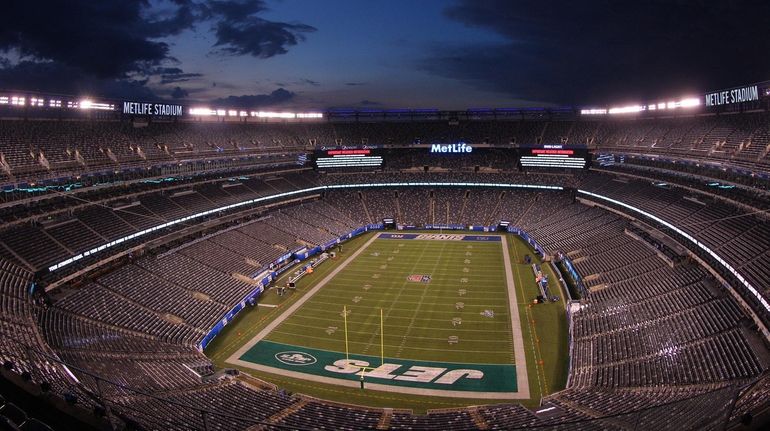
<box><xmin>207</xmin><ymin>231</ymin><xmax>567</xmax><ymax>412</ymax></box>
<box><xmin>266</xmin><ymin>234</ymin><xmax>514</xmax><ymax>364</ymax></box>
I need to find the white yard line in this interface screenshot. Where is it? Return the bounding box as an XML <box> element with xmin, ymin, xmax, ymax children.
<box><xmin>500</xmin><ymin>235</ymin><xmax>531</xmax><ymax>399</ymax></box>
<box><xmin>275</xmin><ymin>317</ymin><xmax>513</xmax><ymax>333</ymax></box>
<box><xmin>226</xmin><ymin>233</ymin><xmax>381</xmax><ymax>365</ymax></box>
<box><xmin>269</xmin><ymin>328</ymin><xmax>513</xmax><ymax>346</ymax></box>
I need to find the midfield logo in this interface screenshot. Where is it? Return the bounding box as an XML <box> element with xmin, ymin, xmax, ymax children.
<box><xmin>407</xmin><ymin>274</ymin><xmax>432</xmax><ymax>283</ymax></box>
<box><xmin>274</xmin><ymin>351</ymin><xmax>318</xmax><ymax>366</ymax></box>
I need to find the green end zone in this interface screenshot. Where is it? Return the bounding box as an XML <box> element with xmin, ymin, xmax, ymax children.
<box><xmin>236</xmin><ymin>340</ymin><xmax>517</xmax><ymax>396</ymax></box>
<box><xmin>227</xmin><ymin>232</ymin><xmax>530</xmax><ymax>399</ymax></box>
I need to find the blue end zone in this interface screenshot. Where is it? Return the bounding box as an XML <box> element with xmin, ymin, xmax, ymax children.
<box><xmin>379</xmin><ymin>233</ymin><xmax>501</xmax><ymax>241</ymax></box>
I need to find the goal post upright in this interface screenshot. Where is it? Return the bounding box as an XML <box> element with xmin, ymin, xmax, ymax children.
<box><xmin>344</xmin><ymin>305</ymin><xmax>349</xmax><ymax>361</ymax></box>
<box><xmin>380</xmin><ymin>308</ymin><xmax>384</xmax><ymax>366</ymax></box>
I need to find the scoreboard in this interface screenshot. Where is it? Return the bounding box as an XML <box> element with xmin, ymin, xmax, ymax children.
<box><xmin>518</xmin><ymin>146</ymin><xmax>589</xmax><ymax>169</ymax></box>
<box><xmin>313</xmin><ymin>148</ymin><xmax>384</xmax><ymax>169</ymax></box>
<box><xmin>311</xmin><ymin>145</ymin><xmax>590</xmax><ymax>170</ymax></box>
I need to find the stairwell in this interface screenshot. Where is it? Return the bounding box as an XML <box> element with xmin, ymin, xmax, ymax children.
<box><xmin>261</xmin><ymin>398</ymin><xmax>308</xmax><ymax>427</ymax></box>
<box><xmin>395</xmin><ymin>191</ymin><xmax>403</xmax><ymax>222</ymax></box>
<box><xmin>468</xmin><ymin>407</ymin><xmax>490</xmax><ymax>430</ymax></box>
<box><xmin>376</xmin><ymin>408</ymin><xmax>393</xmax><ymax>430</ymax></box>
<box><xmin>359</xmin><ymin>191</ymin><xmax>374</xmax><ymax>224</ymax></box>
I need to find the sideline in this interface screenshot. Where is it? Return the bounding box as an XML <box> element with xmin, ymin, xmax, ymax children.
<box><xmin>227</xmin><ymin>233</ymin><xmax>382</xmax><ymax>364</ymax></box>
<box><xmin>501</xmin><ymin>235</ymin><xmax>531</xmax><ymax>398</ymax></box>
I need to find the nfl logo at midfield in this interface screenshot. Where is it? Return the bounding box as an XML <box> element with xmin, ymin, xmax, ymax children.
<box><xmin>407</xmin><ymin>274</ymin><xmax>432</xmax><ymax>283</ymax></box>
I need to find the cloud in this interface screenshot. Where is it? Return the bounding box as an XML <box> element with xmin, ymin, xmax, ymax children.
<box><xmin>154</xmin><ymin>67</ymin><xmax>204</xmax><ymax>84</ymax></box>
<box><xmin>207</xmin><ymin>0</ymin><xmax>316</xmax><ymax>58</ymax></box>
<box><xmin>345</xmin><ymin>82</ymin><xmax>366</xmax><ymax>86</ymax></box>
<box><xmin>0</xmin><ymin>1</ymin><xmax>192</xmax><ymax>79</ymax></box>
<box><xmin>301</xmin><ymin>79</ymin><xmax>320</xmax><ymax>86</ymax></box>
<box><xmin>359</xmin><ymin>100</ymin><xmax>381</xmax><ymax>106</ymax></box>
<box><xmin>212</xmin><ymin>88</ymin><xmax>295</xmax><ymax>108</ymax></box>
<box><xmin>424</xmin><ymin>0</ymin><xmax>770</xmax><ymax>105</ymax></box>
<box><xmin>171</xmin><ymin>86</ymin><xmax>190</xmax><ymax>99</ymax></box>
<box><xmin>0</xmin><ymin>1</ymin><xmax>316</xmax><ymax>100</ymax></box>
<box><xmin>0</xmin><ymin>61</ymin><xmax>158</xmax><ymax>100</ymax></box>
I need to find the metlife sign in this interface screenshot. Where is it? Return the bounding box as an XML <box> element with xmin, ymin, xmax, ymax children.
<box><xmin>122</xmin><ymin>101</ymin><xmax>183</xmax><ymax>116</ymax></box>
<box><xmin>430</xmin><ymin>142</ymin><xmax>473</xmax><ymax>153</ymax></box>
<box><xmin>705</xmin><ymin>85</ymin><xmax>759</xmax><ymax>107</ymax></box>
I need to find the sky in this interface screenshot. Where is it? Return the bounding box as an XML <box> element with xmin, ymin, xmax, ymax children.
<box><xmin>1</xmin><ymin>0</ymin><xmax>769</xmax><ymax>110</ymax></box>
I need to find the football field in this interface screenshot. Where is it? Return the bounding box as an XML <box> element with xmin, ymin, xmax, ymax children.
<box><xmin>228</xmin><ymin>232</ymin><xmax>529</xmax><ymax>399</ymax></box>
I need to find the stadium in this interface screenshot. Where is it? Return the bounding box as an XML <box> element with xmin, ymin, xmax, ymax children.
<box><xmin>0</xmin><ymin>82</ymin><xmax>769</xmax><ymax>430</ymax></box>
<box><xmin>2</xmin><ymin>2</ymin><xmax>770</xmax><ymax>429</ymax></box>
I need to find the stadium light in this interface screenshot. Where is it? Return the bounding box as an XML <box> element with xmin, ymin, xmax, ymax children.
<box><xmin>78</xmin><ymin>100</ymin><xmax>114</xmax><ymax>110</ymax></box>
<box><xmin>582</xmin><ymin>95</ymin><xmax>702</xmax><ymax>116</ymax></box>
<box><xmin>255</xmin><ymin>111</ymin><xmax>296</xmax><ymax>119</ymax></box>
<box><xmin>580</xmin><ymin>108</ymin><xmax>607</xmax><ymax>115</ymax></box>
<box><xmin>297</xmin><ymin>112</ymin><xmax>323</xmax><ymax>119</ymax></box>
<box><xmin>189</xmin><ymin>107</ymin><xmax>216</xmax><ymax>116</ymax></box>
<box><xmin>608</xmin><ymin>105</ymin><xmax>645</xmax><ymax>114</ymax></box>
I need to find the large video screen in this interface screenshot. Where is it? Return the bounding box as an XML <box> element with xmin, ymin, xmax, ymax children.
<box><xmin>313</xmin><ymin>148</ymin><xmax>384</xmax><ymax>169</ymax></box>
<box><xmin>518</xmin><ymin>146</ymin><xmax>589</xmax><ymax>169</ymax></box>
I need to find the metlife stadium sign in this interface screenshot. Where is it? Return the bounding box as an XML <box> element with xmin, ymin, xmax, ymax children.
<box><xmin>122</xmin><ymin>101</ymin><xmax>183</xmax><ymax>116</ymax></box>
<box><xmin>705</xmin><ymin>85</ymin><xmax>759</xmax><ymax>107</ymax></box>
<box><xmin>430</xmin><ymin>142</ymin><xmax>473</xmax><ymax>153</ymax></box>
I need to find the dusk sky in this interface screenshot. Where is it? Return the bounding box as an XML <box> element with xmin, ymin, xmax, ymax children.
<box><xmin>2</xmin><ymin>0</ymin><xmax>769</xmax><ymax>110</ymax></box>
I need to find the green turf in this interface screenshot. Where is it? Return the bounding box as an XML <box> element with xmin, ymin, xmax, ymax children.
<box><xmin>265</xmin><ymin>235</ymin><xmax>514</xmax><ymax>365</ymax></box>
<box><xmin>205</xmin><ymin>231</ymin><xmax>568</xmax><ymax>413</ymax></box>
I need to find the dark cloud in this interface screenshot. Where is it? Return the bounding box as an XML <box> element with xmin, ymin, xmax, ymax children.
<box><xmin>207</xmin><ymin>0</ymin><xmax>316</xmax><ymax>58</ymax></box>
<box><xmin>205</xmin><ymin>0</ymin><xmax>267</xmax><ymax>21</ymax></box>
<box><xmin>155</xmin><ymin>67</ymin><xmax>204</xmax><ymax>84</ymax></box>
<box><xmin>424</xmin><ymin>0</ymin><xmax>770</xmax><ymax>105</ymax></box>
<box><xmin>0</xmin><ymin>61</ymin><xmax>157</xmax><ymax>100</ymax></box>
<box><xmin>212</xmin><ymin>88</ymin><xmax>294</xmax><ymax>108</ymax></box>
<box><xmin>345</xmin><ymin>82</ymin><xmax>366</xmax><ymax>86</ymax></box>
<box><xmin>0</xmin><ymin>1</ymin><xmax>188</xmax><ymax>79</ymax></box>
<box><xmin>301</xmin><ymin>79</ymin><xmax>320</xmax><ymax>86</ymax></box>
<box><xmin>171</xmin><ymin>86</ymin><xmax>190</xmax><ymax>99</ymax></box>
<box><xmin>359</xmin><ymin>100</ymin><xmax>381</xmax><ymax>106</ymax></box>
<box><xmin>0</xmin><ymin>1</ymin><xmax>315</xmax><ymax>100</ymax></box>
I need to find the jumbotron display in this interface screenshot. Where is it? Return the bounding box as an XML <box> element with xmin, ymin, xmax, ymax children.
<box><xmin>518</xmin><ymin>146</ymin><xmax>589</xmax><ymax>169</ymax></box>
<box><xmin>313</xmin><ymin>148</ymin><xmax>384</xmax><ymax>169</ymax></box>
